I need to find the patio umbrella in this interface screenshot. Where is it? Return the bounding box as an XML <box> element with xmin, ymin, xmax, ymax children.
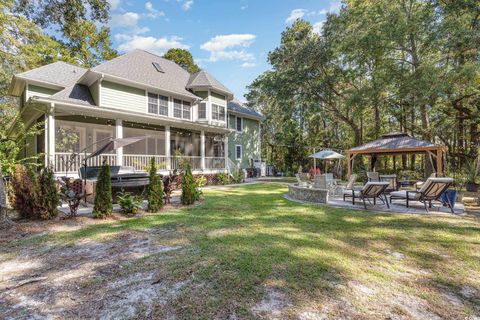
<box><xmin>86</xmin><ymin>136</ymin><xmax>147</xmax><ymax>160</ymax></box>
<box><xmin>309</xmin><ymin>149</ymin><xmax>345</xmax><ymax>175</ymax></box>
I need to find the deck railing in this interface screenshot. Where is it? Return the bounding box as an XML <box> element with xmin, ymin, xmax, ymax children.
<box><xmin>54</xmin><ymin>153</ymin><xmax>225</xmax><ymax>173</ymax></box>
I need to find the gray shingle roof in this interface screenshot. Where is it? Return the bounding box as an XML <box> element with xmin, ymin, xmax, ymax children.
<box><xmin>348</xmin><ymin>132</ymin><xmax>439</xmax><ymax>153</ymax></box>
<box><xmin>16</xmin><ymin>61</ymin><xmax>87</xmax><ymax>87</ymax></box>
<box><xmin>91</xmin><ymin>49</ymin><xmax>198</xmax><ymax>99</ymax></box>
<box><xmin>227</xmin><ymin>100</ymin><xmax>263</xmax><ymax>119</ymax></box>
<box><xmin>187</xmin><ymin>70</ymin><xmax>233</xmax><ymax>97</ymax></box>
<box><xmin>50</xmin><ymin>84</ymin><xmax>95</xmax><ymax>106</ymax></box>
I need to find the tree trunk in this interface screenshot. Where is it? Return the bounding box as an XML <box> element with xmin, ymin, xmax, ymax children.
<box><xmin>0</xmin><ymin>163</ymin><xmax>8</xmax><ymax>228</ymax></box>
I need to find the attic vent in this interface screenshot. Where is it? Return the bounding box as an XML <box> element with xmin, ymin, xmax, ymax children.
<box><xmin>152</xmin><ymin>62</ymin><xmax>164</xmax><ymax>73</ymax></box>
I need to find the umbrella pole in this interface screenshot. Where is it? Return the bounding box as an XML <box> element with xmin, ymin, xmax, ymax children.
<box><xmin>313</xmin><ymin>147</ymin><xmax>316</xmax><ymax>173</ymax></box>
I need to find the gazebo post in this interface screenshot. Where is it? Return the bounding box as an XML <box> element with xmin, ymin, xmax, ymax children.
<box><xmin>347</xmin><ymin>153</ymin><xmax>351</xmax><ymax>177</ymax></box>
<box><xmin>436</xmin><ymin>148</ymin><xmax>443</xmax><ymax>176</ymax></box>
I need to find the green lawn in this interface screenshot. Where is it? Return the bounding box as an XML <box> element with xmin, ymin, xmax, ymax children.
<box><xmin>3</xmin><ymin>183</ymin><xmax>480</xmax><ymax>319</ymax></box>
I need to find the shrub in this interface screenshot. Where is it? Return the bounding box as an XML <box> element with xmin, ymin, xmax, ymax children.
<box><xmin>181</xmin><ymin>163</ymin><xmax>200</xmax><ymax>205</ymax></box>
<box><xmin>59</xmin><ymin>179</ymin><xmax>84</xmax><ymax>218</ymax></box>
<box><xmin>231</xmin><ymin>170</ymin><xmax>243</xmax><ymax>183</ymax></box>
<box><xmin>36</xmin><ymin>167</ymin><xmax>59</xmax><ymax>220</ymax></box>
<box><xmin>10</xmin><ymin>164</ymin><xmax>37</xmax><ymax>219</ymax></box>
<box><xmin>117</xmin><ymin>190</ymin><xmax>143</xmax><ymax>214</ymax></box>
<box><xmin>147</xmin><ymin>158</ymin><xmax>164</xmax><ymax>212</ymax></box>
<box><xmin>216</xmin><ymin>172</ymin><xmax>230</xmax><ymax>185</ymax></box>
<box><xmin>194</xmin><ymin>175</ymin><xmax>207</xmax><ymax>188</ymax></box>
<box><xmin>93</xmin><ymin>163</ymin><xmax>113</xmax><ymax>218</ymax></box>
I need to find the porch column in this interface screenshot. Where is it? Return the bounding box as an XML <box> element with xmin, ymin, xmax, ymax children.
<box><xmin>45</xmin><ymin>103</ymin><xmax>55</xmax><ymax>168</ymax></box>
<box><xmin>115</xmin><ymin>119</ymin><xmax>123</xmax><ymax>166</ymax></box>
<box><xmin>224</xmin><ymin>135</ymin><xmax>228</xmax><ymax>171</ymax></box>
<box><xmin>200</xmin><ymin>130</ymin><xmax>206</xmax><ymax>170</ymax></box>
<box><xmin>165</xmin><ymin>126</ymin><xmax>171</xmax><ymax>170</ymax></box>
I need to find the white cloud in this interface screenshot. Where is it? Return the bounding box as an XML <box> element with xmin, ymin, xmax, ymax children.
<box><xmin>145</xmin><ymin>2</ymin><xmax>165</xmax><ymax>18</ymax></box>
<box><xmin>116</xmin><ymin>35</ymin><xmax>190</xmax><ymax>55</ymax></box>
<box><xmin>200</xmin><ymin>34</ymin><xmax>256</xmax><ymax>63</ymax></box>
<box><xmin>286</xmin><ymin>9</ymin><xmax>307</xmax><ymax>24</ymax></box>
<box><xmin>312</xmin><ymin>21</ymin><xmax>325</xmax><ymax>34</ymax></box>
<box><xmin>201</xmin><ymin>34</ymin><xmax>255</xmax><ymax>52</ymax></box>
<box><xmin>240</xmin><ymin>5</ymin><xmax>248</xmax><ymax>10</ymax></box>
<box><xmin>111</xmin><ymin>12</ymin><xmax>140</xmax><ymax>27</ymax></box>
<box><xmin>241</xmin><ymin>62</ymin><xmax>256</xmax><ymax>68</ymax></box>
<box><xmin>182</xmin><ymin>0</ymin><xmax>193</xmax><ymax>11</ymax></box>
<box><xmin>108</xmin><ymin>0</ymin><xmax>121</xmax><ymax>10</ymax></box>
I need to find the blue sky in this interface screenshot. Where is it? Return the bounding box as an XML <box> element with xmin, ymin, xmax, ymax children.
<box><xmin>107</xmin><ymin>0</ymin><xmax>341</xmax><ymax>100</ymax></box>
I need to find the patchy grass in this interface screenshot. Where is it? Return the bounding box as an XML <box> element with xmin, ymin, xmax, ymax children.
<box><xmin>1</xmin><ymin>183</ymin><xmax>479</xmax><ymax>319</ymax></box>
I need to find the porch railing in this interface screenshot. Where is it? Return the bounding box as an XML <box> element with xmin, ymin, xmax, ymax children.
<box><xmin>54</xmin><ymin>153</ymin><xmax>226</xmax><ymax>173</ymax></box>
<box><xmin>55</xmin><ymin>153</ymin><xmax>116</xmax><ymax>173</ymax></box>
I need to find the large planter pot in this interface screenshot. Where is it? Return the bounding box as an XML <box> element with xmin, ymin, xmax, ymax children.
<box><xmin>465</xmin><ymin>182</ymin><xmax>479</xmax><ymax>192</ymax></box>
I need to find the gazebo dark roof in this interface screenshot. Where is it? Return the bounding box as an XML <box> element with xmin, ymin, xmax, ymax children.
<box><xmin>347</xmin><ymin>132</ymin><xmax>440</xmax><ymax>154</ymax></box>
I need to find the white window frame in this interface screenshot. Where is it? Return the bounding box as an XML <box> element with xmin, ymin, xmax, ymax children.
<box><xmin>198</xmin><ymin>101</ymin><xmax>207</xmax><ymax>120</ymax></box>
<box><xmin>212</xmin><ymin>103</ymin><xmax>226</xmax><ymax>122</ymax></box>
<box><xmin>235</xmin><ymin>144</ymin><xmax>242</xmax><ymax>160</ymax></box>
<box><xmin>148</xmin><ymin>92</ymin><xmax>169</xmax><ymax>116</ymax></box>
<box><xmin>235</xmin><ymin>116</ymin><xmax>243</xmax><ymax>132</ymax></box>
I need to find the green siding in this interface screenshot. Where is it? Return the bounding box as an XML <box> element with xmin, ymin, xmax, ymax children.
<box><xmin>195</xmin><ymin>91</ymin><xmax>208</xmax><ymax>99</ymax></box>
<box><xmin>101</xmin><ymin>80</ymin><xmax>146</xmax><ymax>113</ymax></box>
<box><xmin>211</xmin><ymin>92</ymin><xmax>226</xmax><ymax>105</ymax></box>
<box><xmin>228</xmin><ymin>116</ymin><xmax>260</xmax><ymax>169</ymax></box>
<box><xmin>27</xmin><ymin>84</ymin><xmax>59</xmax><ymax>98</ymax></box>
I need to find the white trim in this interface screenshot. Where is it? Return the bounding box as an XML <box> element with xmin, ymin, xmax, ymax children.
<box><xmin>116</xmin><ymin>119</ymin><xmax>123</xmax><ymax>166</ymax></box>
<box><xmin>235</xmin><ymin>144</ymin><xmax>242</xmax><ymax>160</ymax></box>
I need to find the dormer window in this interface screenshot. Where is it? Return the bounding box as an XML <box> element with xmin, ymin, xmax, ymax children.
<box><xmin>152</xmin><ymin>62</ymin><xmax>164</xmax><ymax>73</ymax></box>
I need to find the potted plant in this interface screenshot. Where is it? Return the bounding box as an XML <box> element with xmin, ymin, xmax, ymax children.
<box><xmin>464</xmin><ymin>157</ymin><xmax>480</xmax><ymax>192</ymax></box>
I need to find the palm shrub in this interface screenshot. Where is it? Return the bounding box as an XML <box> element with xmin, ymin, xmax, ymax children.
<box><xmin>117</xmin><ymin>190</ymin><xmax>143</xmax><ymax>214</ymax></box>
<box><xmin>181</xmin><ymin>163</ymin><xmax>200</xmax><ymax>205</ymax></box>
<box><xmin>147</xmin><ymin>158</ymin><xmax>164</xmax><ymax>212</ymax></box>
<box><xmin>37</xmin><ymin>167</ymin><xmax>59</xmax><ymax>220</ymax></box>
<box><xmin>93</xmin><ymin>163</ymin><xmax>112</xmax><ymax>218</ymax></box>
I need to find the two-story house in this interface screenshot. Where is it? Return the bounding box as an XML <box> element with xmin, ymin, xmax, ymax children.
<box><xmin>8</xmin><ymin>49</ymin><xmax>262</xmax><ymax>176</ymax></box>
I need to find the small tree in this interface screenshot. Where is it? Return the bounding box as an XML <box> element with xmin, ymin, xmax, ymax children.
<box><xmin>11</xmin><ymin>164</ymin><xmax>38</xmax><ymax>219</ymax></box>
<box><xmin>93</xmin><ymin>162</ymin><xmax>112</xmax><ymax>218</ymax></box>
<box><xmin>181</xmin><ymin>163</ymin><xmax>199</xmax><ymax>205</ymax></box>
<box><xmin>37</xmin><ymin>167</ymin><xmax>59</xmax><ymax>220</ymax></box>
<box><xmin>147</xmin><ymin>158</ymin><xmax>163</xmax><ymax>212</ymax></box>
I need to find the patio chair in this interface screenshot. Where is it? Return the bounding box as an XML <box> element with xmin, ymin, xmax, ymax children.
<box><xmin>379</xmin><ymin>174</ymin><xmax>398</xmax><ymax>192</ymax></box>
<box><xmin>341</xmin><ymin>174</ymin><xmax>358</xmax><ymax>200</ymax></box>
<box><xmin>343</xmin><ymin>182</ymin><xmax>390</xmax><ymax>209</ymax></box>
<box><xmin>367</xmin><ymin>171</ymin><xmax>380</xmax><ymax>182</ymax></box>
<box><xmin>414</xmin><ymin>172</ymin><xmax>436</xmax><ymax>190</ymax></box>
<box><xmin>295</xmin><ymin>173</ymin><xmax>311</xmax><ymax>187</ymax></box>
<box><xmin>389</xmin><ymin>177</ymin><xmax>454</xmax><ymax>213</ymax></box>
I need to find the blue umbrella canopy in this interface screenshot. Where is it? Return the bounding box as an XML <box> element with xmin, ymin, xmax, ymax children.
<box><xmin>309</xmin><ymin>149</ymin><xmax>345</xmax><ymax>160</ymax></box>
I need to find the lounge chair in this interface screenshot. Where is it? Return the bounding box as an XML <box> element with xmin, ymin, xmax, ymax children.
<box><xmin>389</xmin><ymin>177</ymin><xmax>454</xmax><ymax>213</ymax></box>
<box><xmin>379</xmin><ymin>174</ymin><xmax>398</xmax><ymax>192</ymax></box>
<box><xmin>367</xmin><ymin>171</ymin><xmax>379</xmax><ymax>182</ymax></box>
<box><xmin>414</xmin><ymin>172</ymin><xmax>436</xmax><ymax>190</ymax></box>
<box><xmin>343</xmin><ymin>182</ymin><xmax>390</xmax><ymax>209</ymax></box>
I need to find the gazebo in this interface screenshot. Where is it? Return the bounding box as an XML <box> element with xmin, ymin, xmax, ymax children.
<box><xmin>345</xmin><ymin>132</ymin><xmax>446</xmax><ymax>177</ymax></box>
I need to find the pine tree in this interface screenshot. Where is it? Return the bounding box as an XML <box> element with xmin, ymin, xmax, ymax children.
<box><xmin>93</xmin><ymin>162</ymin><xmax>112</xmax><ymax>218</ymax></box>
<box><xmin>147</xmin><ymin>158</ymin><xmax>163</xmax><ymax>212</ymax></box>
<box><xmin>181</xmin><ymin>163</ymin><xmax>198</xmax><ymax>205</ymax></box>
<box><xmin>37</xmin><ymin>167</ymin><xmax>59</xmax><ymax>220</ymax></box>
